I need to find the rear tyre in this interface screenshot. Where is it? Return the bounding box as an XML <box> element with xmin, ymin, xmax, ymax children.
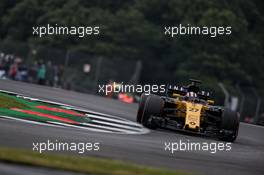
<box><xmin>218</xmin><ymin>108</ymin><xmax>240</xmax><ymax>142</ymax></box>
<box><xmin>141</xmin><ymin>95</ymin><xmax>164</xmax><ymax>129</ymax></box>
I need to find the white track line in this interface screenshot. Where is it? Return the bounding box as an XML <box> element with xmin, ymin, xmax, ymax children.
<box><xmin>90</xmin><ymin>119</ymin><xmax>142</xmax><ymax>131</ymax></box>
<box><xmin>87</xmin><ymin>114</ymin><xmax>142</xmax><ymax>127</ymax></box>
<box><xmin>47</xmin><ymin>121</ymin><xmax>114</xmax><ymax>133</ymax></box>
<box><xmin>0</xmin><ymin>114</ymin><xmax>148</xmax><ymax>135</ymax></box>
<box><xmin>0</xmin><ymin>115</ymin><xmax>123</xmax><ymax>134</ymax></box>
<box><xmin>81</xmin><ymin>123</ymin><xmax>138</xmax><ymax>134</ymax></box>
<box><xmin>62</xmin><ymin>106</ymin><xmax>129</xmax><ymax>121</ymax></box>
<box><xmin>49</xmin><ymin>121</ymin><xmax>149</xmax><ymax>135</ymax></box>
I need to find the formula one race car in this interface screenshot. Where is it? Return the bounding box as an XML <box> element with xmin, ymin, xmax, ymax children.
<box><xmin>137</xmin><ymin>79</ymin><xmax>240</xmax><ymax>142</ymax></box>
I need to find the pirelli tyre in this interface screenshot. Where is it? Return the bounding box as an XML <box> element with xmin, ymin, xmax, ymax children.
<box><xmin>140</xmin><ymin>95</ymin><xmax>164</xmax><ymax>129</ymax></box>
<box><xmin>219</xmin><ymin>108</ymin><xmax>240</xmax><ymax>142</ymax></box>
<box><xmin>136</xmin><ymin>94</ymin><xmax>149</xmax><ymax>123</ymax></box>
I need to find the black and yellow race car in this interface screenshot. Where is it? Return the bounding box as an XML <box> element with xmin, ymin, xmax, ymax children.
<box><xmin>137</xmin><ymin>79</ymin><xmax>240</xmax><ymax>142</ymax></box>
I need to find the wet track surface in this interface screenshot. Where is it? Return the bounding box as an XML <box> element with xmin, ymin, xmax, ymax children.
<box><xmin>0</xmin><ymin>80</ymin><xmax>263</xmax><ymax>175</ymax></box>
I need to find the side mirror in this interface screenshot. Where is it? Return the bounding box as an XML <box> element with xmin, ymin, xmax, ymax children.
<box><xmin>207</xmin><ymin>100</ymin><xmax>214</xmax><ymax>105</ymax></box>
<box><xmin>173</xmin><ymin>93</ymin><xmax>181</xmax><ymax>98</ymax></box>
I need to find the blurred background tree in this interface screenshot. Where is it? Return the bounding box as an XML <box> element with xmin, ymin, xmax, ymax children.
<box><xmin>0</xmin><ymin>0</ymin><xmax>263</xmax><ymax>93</ymax></box>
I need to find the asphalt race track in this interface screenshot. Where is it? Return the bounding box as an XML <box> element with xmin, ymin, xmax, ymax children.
<box><xmin>0</xmin><ymin>79</ymin><xmax>263</xmax><ymax>175</ymax></box>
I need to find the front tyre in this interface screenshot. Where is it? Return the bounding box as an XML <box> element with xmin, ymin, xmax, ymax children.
<box><xmin>141</xmin><ymin>95</ymin><xmax>164</xmax><ymax>129</ymax></box>
<box><xmin>136</xmin><ymin>94</ymin><xmax>149</xmax><ymax>123</ymax></box>
<box><xmin>218</xmin><ymin>108</ymin><xmax>240</xmax><ymax>142</ymax></box>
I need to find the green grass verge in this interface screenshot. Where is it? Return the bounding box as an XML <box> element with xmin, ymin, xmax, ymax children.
<box><xmin>0</xmin><ymin>108</ymin><xmax>62</xmax><ymax>123</ymax></box>
<box><xmin>0</xmin><ymin>93</ymin><xmax>29</xmax><ymax>109</ymax></box>
<box><xmin>0</xmin><ymin>147</ymin><xmax>190</xmax><ymax>175</ymax></box>
<box><xmin>0</xmin><ymin>92</ymin><xmax>89</xmax><ymax>123</ymax></box>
